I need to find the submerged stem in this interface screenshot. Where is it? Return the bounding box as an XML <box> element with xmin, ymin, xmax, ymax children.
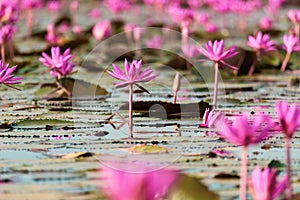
<box><xmin>213</xmin><ymin>62</ymin><xmax>219</xmax><ymax>109</ymax></box>
<box><xmin>240</xmin><ymin>146</ymin><xmax>248</xmax><ymax>200</ymax></box>
<box><xmin>285</xmin><ymin>137</ymin><xmax>293</xmax><ymax>199</ymax></box>
<box><xmin>281</xmin><ymin>53</ymin><xmax>291</xmax><ymax>72</ymax></box>
<box><xmin>129</xmin><ymin>84</ymin><xmax>133</xmax><ymax>138</ymax></box>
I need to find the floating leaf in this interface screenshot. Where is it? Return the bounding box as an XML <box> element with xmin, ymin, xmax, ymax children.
<box><xmin>168</xmin><ymin>174</ymin><xmax>219</xmax><ymax>200</ymax></box>
<box><xmin>119</xmin><ymin>101</ymin><xmax>210</xmax><ymax>119</ymax></box>
<box><xmin>268</xmin><ymin>160</ymin><xmax>285</xmax><ymax>171</ymax></box>
<box><xmin>61</xmin><ymin>152</ymin><xmax>93</xmax><ymax>159</ymax></box>
<box><xmin>12</xmin><ymin>119</ymin><xmax>74</xmax><ymax>129</ymax></box>
<box><xmin>128</xmin><ymin>144</ymin><xmax>169</xmax><ymax>154</ymax></box>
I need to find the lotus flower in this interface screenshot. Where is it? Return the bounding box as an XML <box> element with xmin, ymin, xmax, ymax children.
<box><xmin>217</xmin><ymin>113</ymin><xmax>274</xmax><ymax>200</ymax></box>
<box><xmin>104</xmin><ymin>0</ymin><xmax>131</xmax><ymax>15</ymax></box>
<box><xmin>45</xmin><ymin>23</ymin><xmax>60</xmax><ymax>45</ymax></box>
<box><xmin>182</xmin><ymin>44</ymin><xmax>200</xmax><ymax>58</ymax></box>
<box><xmin>250</xmin><ymin>166</ymin><xmax>288</xmax><ymax>200</ymax></box>
<box><xmin>275</xmin><ymin>101</ymin><xmax>300</xmax><ymax>199</ymax></box>
<box><xmin>46</xmin><ymin>0</ymin><xmax>61</xmax><ymax>12</ymax></box>
<box><xmin>146</xmin><ymin>35</ymin><xmax>163</xmax><ymax>49</ymax></box>
<box><xmin>88</xmin><ymin>8</ymin><xmax>101</xmax><ymax>19</ymax></box>
<box><xmin>259</xmin><ymin>17</ymin><xmax>273</xmax><ymax>30</ymax></box>
<box><xmin>247</xmin><ymin>31</ymin><xmax>276</xmax><ymax>52</ymax></box>
<box><xmin>107</xmin><ymin>59</ymin><xmax>158</xmax><ymax>137</ymax></box>
<box><xmin>107</xmin><ymin>59</ymin><xmax>158</xmax><ymax>88</ymax></box>
<box><xmin>0</xmin><ymin>60</ymin><xmax>22</xmax><ymax>86</ymax></box>
<box><xmin>288</xmin><ymin>10</ymin><xmax>300</xmax><ymax>24</ymax></box>
<box><xmin>247</xmin><ymin>31</ymin><xmax>276</xmax><ymax>75</ymax></box>
<box><xmin>281</xmin><ymin>34</ymin><xmax>300</xmax><ymax>71</ymax></box>
<box><xmin>92</xmin><ymin>20</ymin><xmax>112</xmax><ymax>41</ymax></box>
<box><xmin>101</xmin><ymin>165</ymin><xmax>179</xmax><ymax>200</ymax></box>
<box><xmin>199</xmin><ymin>109</ymin><xmax>225</xmax><ymax>129</ymax></box>
<box><xmin>198</xmin><ymin>40</ymin><xmax>238</xmax><ymax>108</ymax></box>
<box><xmin>39</xmin><ymin>46</ymin><xmax>74</xmax><ymax>79</ymax></box>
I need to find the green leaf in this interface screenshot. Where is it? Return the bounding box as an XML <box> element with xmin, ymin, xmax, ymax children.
<box><xmin>128</xmin><ymin>144</ymin><xmax>169</xmax><ymax>154</ymax></box>
<box><xmin>268</xmin><ymin>160</ymin><xmax>285</xmax><ymax>171</ymax></box>
<box><xmin>168</xmin><ymin>174</ymin><xmax>219</xmax><ymax>200</ymax></box>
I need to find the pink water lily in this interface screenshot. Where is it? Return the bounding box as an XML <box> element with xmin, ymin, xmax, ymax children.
<box><xmin>199</xmin><ymin>109</ymin><xmax>225</xmax><ymax>129</ymax></box>
<box><xmin>282</xmin><ymin>34</ymin><xmax>300</xmax><ymax>54</ymax></box>
<box><xmin>276</xmin><ymin>101</ymin><xmax>300</xmax><ymax>138</ymax></box>
<box><xmin>39</xmin><ymin>47</ymin><xmax>73</xmax><ymax>69</ymax></box>
<box><xmin>198</xmin><ymin>40</ymin><xmax>238</xmax><ymax>108</ymax></box>
<box><xmin>250</xmin><ymin>166</ymin><xmax>288</xmax><ymax>200</ymax></box>
<box><xmin>288</xmin><ymin>10</ymin><xmax>300</xmax><ymax>37</ymax></box>
<box><xmin>198</xmin><ymin>40</ymin><xmax>238</xmax><ymax>69</ymax></box>
<box><xmin>39</xmin><ymin>46</ymin><xmax>74</xmax><ymax>79</ymax></box>
<box><xmin>220</xmin><ymin>113</ymin><xmax>274</xmax><ymax>146</ymax></box>
<box><xmin>104</xmin><ymin>0</ymin><xmax>131</xmax><ymax>15</ymax></box>
<box><xmin>247</xmin><ymin>31</ymin><xmax>276</xmax><ymax>52</ymax></box>
<box><xmin>259</xmin><ymin>17</ymin><xmax>273</xmax><ymax>30</ymax></box>
<box><xmin>247</xmin><ymin>31</ymin><xmax>276</xmax><ymax>75</ymax></box>
<box><xmin>182</xmin><ymin>44</ymin><xmax>200</xmax><ymax>58</ymax></box>
<box><xmin>0</xmin><ymin>60</ymin><xmax>22</xmax><ymax>86</ymax></box>
<box><xmin>146</xmin><ymin>35</ymin><xmax>163</xmax><ymax>49</ymax></box>
<box><xmin>281</xmin><ymin>34</ymin><xmax>300</xmax><ymax>71</ymax></box>
<box><xmin>49</xmin><ymin>62</ymin><xmax>74</xmax><ymax>79</ymax></box>
<box><xmin>92</xmin><ymin>20</ymin><xmax>112</xmax><ymax>41</ymax></box>
<box><xmin>275</xmin><ymin>101</ymin><xmax>300</xmax><ymax>199</ymax></box>
<box><xmin>217</xmin><ymin>113</ymin><xmax>274</xmax><ymax>200</ymax></box>
<box><xmin>101</xmin><ymin>165</ymin><xmax>178</xmax><ymax>200</ymax></box>
<box><xmin>107</xmin><ymin>59</ymin><xmax>158</xmax><ymax>137</ymax></box>
<box><xmin>107</xmin><ymin>59</ymin><xmax>158</xmax><ymax>88</ymax></box>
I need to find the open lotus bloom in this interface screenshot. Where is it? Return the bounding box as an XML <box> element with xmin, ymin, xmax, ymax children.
<box><xmin>247</xmin><ymin>31</ymin><xmax>276</xmax><ymax>52</ymax></box>
<box><xmin>39</xmin><ymin>46</ymin><xmax>74</xmax><ymax>78</ymax></box>
<box><xmin>250</xmin><ymin>166</ymin><xmax>288</xmax><ymax>200</ymax></box>
<box><xmin>282</xmin><ymin>34</ymin><xmax>300</xmax><ymax>54</ymax></box>
<box><xmin>100</xmin><ymin>164</ymin><xmax>179</xmax><ymax>200</ymax></box>
<box><xmin>217</xmin><ymin>113</ymin><xmax>275</xmax><ymax>146</ymax></box>
<box><xmin>106</xmin><ymin>59</ymin><xmax>158</xmax><ymax>88</ymax></box>
<box><xmin>0</xmin><ymin>60</ymin><xmax>22</xmax><ymax>85</ymax></box>
<box><xmin>198</xmin><ymin>40</ymin><xmax>238</xmax><ymax>70</ymax></box>
<box><xmin>199</xmin><ymin>109</ymin><xmax>226</xmax><ymax>131</ymax></box>
<box><xmin>275</xmin><ymin>101</ymin><xmax>300</xmax><ymax>138</ymax></box>
<box><xmin>288</xmin><ymin>9</ymin><xmax>300</xmax><ymax>24</ymax></box>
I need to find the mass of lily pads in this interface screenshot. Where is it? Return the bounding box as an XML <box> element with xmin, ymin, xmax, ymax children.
<box><xmin>1</xmin><ymin>0</ymin><xmax>300</xmax><ymax>200</ymax></box>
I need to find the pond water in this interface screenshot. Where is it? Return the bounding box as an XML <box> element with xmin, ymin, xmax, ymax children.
<box><xmin>0</xmin><ymin>1</ymin><xmax>300</xmax><ymax>200</ymax></box>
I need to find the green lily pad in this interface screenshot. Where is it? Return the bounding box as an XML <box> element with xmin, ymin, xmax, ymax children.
<box><xmin>168</xmin><ymin>174</ymin><xmax>219</xmax><ymax>200</ymax></box>
<box><xmin>128</xmin><ymin>144</ymin><xmax>169</xmax><ymax>154</ymax></box>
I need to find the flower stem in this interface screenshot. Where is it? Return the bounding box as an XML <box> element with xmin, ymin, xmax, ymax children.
<box><xmin>285</xmin><ymin>137</ymin><xmax>293</xmax><ymax>199</ymax></box>
<box><xmin>1</xmin><ymin>43</ymin><xmax>5</xmax><ymax>63</ymax></box>
<box><xmin>295</xmin><ymin>23</ymin><xmax>300</xmax><ymax>38</ymax></box>
<box><xmin>281</xmin><ymin>53</ymin><xmax>291</xmax><ymax>72</ymax></box>
<box><xmin>173</xmin><ymin>92</ymin><xmax>177</xmax><ymax>104</ymax></box>
<box><xmin>213</xmin><ymin>62</ymin><xmax>219</xmax><ymax>109</ymax></box>
<box><xmin>27</xmin><ymin>10</ymin><xmax>33</xmax><ymax>39</ymax></box>
<box><xmin>240</xmin><ymin>146</ymin><xmax>248</xmax><ymax>200</ymax></box>
<box><xmin>8</xmin><ymin>40</ymin><xmax>14</xmax><ymax>60</ymax></box>
<box><xmin>181</xmin><ymin>25</ymin><xmax>188</xmax><ymax>46</ymax></box>
<box><xmin>248</xmin><ymin>51</ymin><xmax>259</xmax><ymax>76</ymax></box>
<box><xmin>239</xmin><ymin>15</ymin><xmax>247</xmax><ymax>33</ymax></box>
<box><xmin>129</xmin><ymin>84</ymin><xmax>133</xmax><ymax>138</ymax></box>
